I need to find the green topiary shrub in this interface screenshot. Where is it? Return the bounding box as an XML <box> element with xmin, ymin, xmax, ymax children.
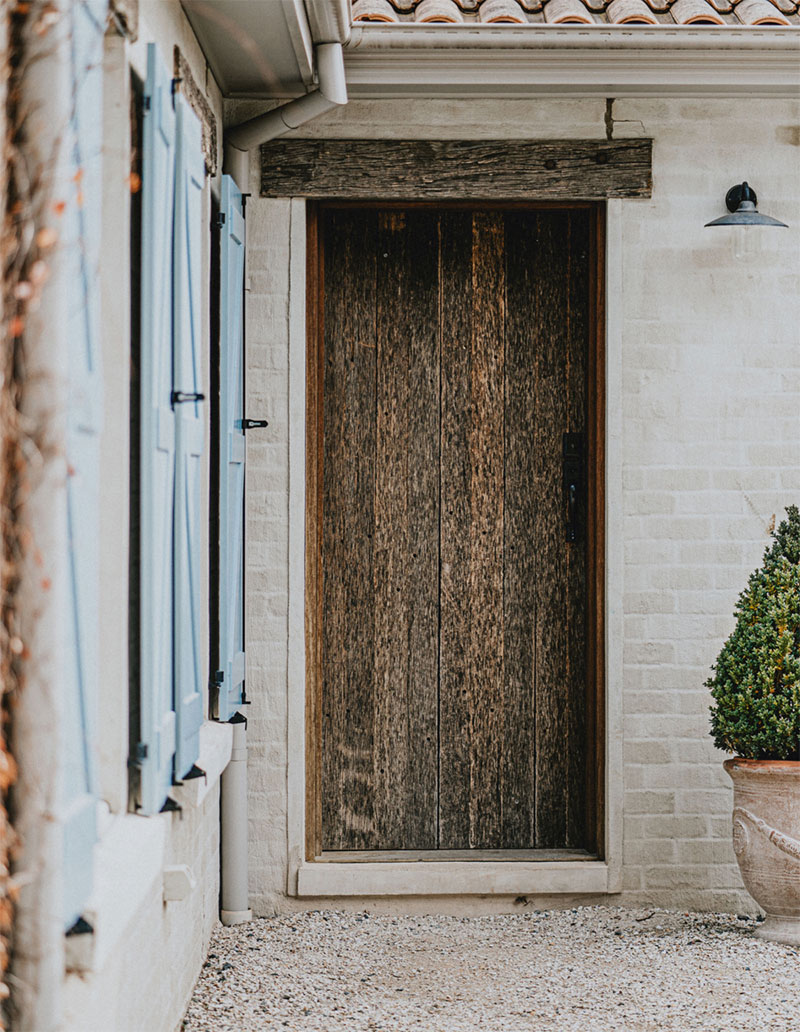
<box><xmin>708</xmin><ymin>506</ymin><xmax>800</xmax><ymax>761</ymax></box>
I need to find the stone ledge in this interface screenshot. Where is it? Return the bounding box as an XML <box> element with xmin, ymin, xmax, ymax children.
<box><xmin>295</xmin><ymin>860</ymin><xmax>612</xmax><ymax>897</ymax></box>
<box><xmin>72</xmin><ymin>722</ymin><xmax>232</xmax><ymax>973</ymax></box>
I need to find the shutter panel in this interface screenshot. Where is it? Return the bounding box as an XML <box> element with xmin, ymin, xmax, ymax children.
<box><xmin>217</xmin><ymin>175</ymin><xmax>246</xmax><ymax>720</ymax></box>
<box><xmin>62</xmin><ymin>0</ymin><xmax>105</xmax><ymax>928</ymax></box>
<box><xmin>172</xmin><ymin>95</ymin><xmax>205</xmax><ymax>777</ymax></box>
<box><xmin>139</xmin><ymin>44</ymin><xmax>177</xmax><ymax>814</ymax></box>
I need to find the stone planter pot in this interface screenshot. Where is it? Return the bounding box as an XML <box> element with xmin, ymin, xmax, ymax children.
<box><xmin>724</xmin><ymin>758</ymin><xmax>800</xmax><ymax>946</ymax></box>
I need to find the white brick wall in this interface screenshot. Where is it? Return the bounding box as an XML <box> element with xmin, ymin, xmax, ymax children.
<box><xmin>61</xmin><ymin>783</ymin><xmax>223</xmax><ymax>1032</ymax></box>
<box><xmin>246</xmin><ymin>96</ymin><xmax>800</xmax><ymax>914</ymax></box>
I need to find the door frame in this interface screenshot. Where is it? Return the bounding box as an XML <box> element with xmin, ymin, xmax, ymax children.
<box><xmin>303</xmin><ymin>200</ymin><xmax>606</xmax><ymax>865</ymax></box>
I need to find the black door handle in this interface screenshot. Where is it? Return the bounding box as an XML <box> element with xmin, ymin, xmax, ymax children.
<box><xmin>563</xmin><ymin>432</ymin><xmax>584</xmax><ymax>543</ymax></box>
<box><xmin>241</xmin><ymin>418</ymin><xmax>269</xmax><ymax>431</ymax></box>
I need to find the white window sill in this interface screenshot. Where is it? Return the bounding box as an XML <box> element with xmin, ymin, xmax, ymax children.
<box><xmin>295</xmin><ymin>859</ymin><xmax>611</xmax><ymax>897</ymax></box>
<box><xmin>69</xmin><ymin>721</ymin><xmax>232</xmax><ymax>973</ymax></box>
<box><xmin>172</xmin><ymin>720</ymin><xmax>233</xmax><ymax>809</ymax></box>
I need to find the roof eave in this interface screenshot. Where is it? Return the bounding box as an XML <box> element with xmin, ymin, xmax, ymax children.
<box><xmin>345</xmin><ymin>25</ymin><xmax>800</xmax><ymax>97</ymax></box>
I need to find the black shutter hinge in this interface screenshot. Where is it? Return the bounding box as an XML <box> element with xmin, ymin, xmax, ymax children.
<box><xmin>211</xmin><ymin>670</ymin><xmax>224</xmax><ymax>688</ymax></box>
<box><xmin>172</xmin><ymin>391</ymin><xmax>205</xmax><ymax>405</ymax></box>
<box><xmin>143</xmin><ymin>95</ymin><xmax>151</xmax><ymax>112</ymax></box>
<box><xmin>214</xmin><ymin>212</ymin><xmax>226</xmax><ymax>229</ymax></box>
<box><xmin>66</xmin><ymin>916</ymin><xmax>94</xmax><ymax>938</ymax></box>
<box><xmin>160</xmin><ymin>797</ymin><xmax>183</xmax><ymax>818</ymax></box>
<box><xmin>182</xmin><ymin>764</ymin><xmax>207</xmax><ymax>785</ymax></box>
<box><xmin>241</xmin><ymin>419</ymin><xmax>268</xmax><ymax>431</ymax></box>
<box><xmin>240</xmin><ymin>681</ymin><xmax>250</xmax><ymax>706</ymax></box>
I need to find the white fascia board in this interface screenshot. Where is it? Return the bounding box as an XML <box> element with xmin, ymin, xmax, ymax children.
<box><xmin>345</xmin><ymin>26</ymin><xmax>800</xmax><ymax>98</ymax></box>
<box><xmin>284</xmin><ymin>0</ymin><xmax>315</xmax><ymax>85</ymax></box>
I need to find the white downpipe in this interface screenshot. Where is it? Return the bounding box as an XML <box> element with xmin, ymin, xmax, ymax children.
<box><xmin>219</xmin><ymin>37</ymin><xmax>348</xmax><ymax>915</ymax></box>
<box><xmin>220</xmin><ymin>714</ymin><xmax>252</xmax><ymax>926</ymax></box>
<box><xmin>223</xmin><ymin>42</ymin><xmax>348</xmax><ymax>187</ymax></box>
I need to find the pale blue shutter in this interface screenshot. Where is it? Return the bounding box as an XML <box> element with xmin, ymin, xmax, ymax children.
<box><xmin>172</xmin><ymin>95</ymin><xmax>205</xmax><ymax>777</ymax></box>
<box><xmin>139</xmin><ymin>44</ymin><xmax>177</xmax><ymax>814</ymax></box>
<box><xmin>62</xmin><ymin>0</ymin><xmax>105</xmax><ymax>928</ymax></box>
<box><xmin>217</xmin><ymin>175</ymin><xmax>246</xmax><ymax>720</ymax></box>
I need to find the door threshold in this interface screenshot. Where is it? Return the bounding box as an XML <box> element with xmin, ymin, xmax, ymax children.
<box><xmin>315</xmin><ymin>848</ymin><xmax>597</xmax><ymax>864</ymax></box>
<box><xmin>296</xmin><ymin>855</ymin><xmax>611</xmax><ymax>897</ymax></box>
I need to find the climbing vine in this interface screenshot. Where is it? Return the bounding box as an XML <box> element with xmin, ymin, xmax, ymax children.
<box><xmin>0</xmin><ymin>4</ymin><xmax>28</xmax><ymax>1024</ymax></box>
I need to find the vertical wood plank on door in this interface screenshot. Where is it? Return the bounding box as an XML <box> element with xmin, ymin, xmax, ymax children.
<box><xmin>321</xmin><ymin>210</ymin><xmax>377</xmax><ymax>849</ymax></box>
<box><xmin>502</xmin><ymin>213</ymin><xmax>538</xmax><ymax>849</ymax></box>
<box><xmin>523</xmin><ymin>211</ymin><xmax>577</xmax><ymax>848</ymax></box>
<box><xmin>439</xmin><ymin>211</ymin><xmax>473</xmax><ymax>849</ymax></box>
<box><xmin>373</xmin><ymin>211</ymin><xmax>440</xmax><ymax>849</ymax></box>
<box><xmin>439</xmin><ymin>213</ymin><xmax>506</xmax><ymax>849</ymax></box>
<box><xmin>467</xmin><ymin>214</ymin><xmax>506</xmax><ymax>849</ymax></box>
<box><xmin>565</xmin><ymin>212</ymin><xmax>590</xmax><ymax>849</ymax></box>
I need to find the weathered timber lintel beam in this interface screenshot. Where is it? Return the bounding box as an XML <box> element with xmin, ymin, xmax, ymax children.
<box><xmin>260</xmin><ymin>139</ymin><xmax>652</xmax><ymax>199</ymax></box>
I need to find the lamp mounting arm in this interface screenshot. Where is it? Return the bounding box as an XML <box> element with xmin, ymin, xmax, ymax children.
<box><xmin>726</xmin><ymin>182</ymin><xmax>757</xmax><ymax>213</ymax></box>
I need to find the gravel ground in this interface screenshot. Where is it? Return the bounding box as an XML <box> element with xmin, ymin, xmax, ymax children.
<box><xmin>182</xmin><ymin>906</ymin><xmax>800</xmax><ymax>1032</ymax></box>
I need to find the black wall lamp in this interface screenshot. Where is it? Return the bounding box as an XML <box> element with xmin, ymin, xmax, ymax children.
<box><xmin>705</xmin><ymin>182</ymin><xmax>788</xmax><ymax>228</ymax></box>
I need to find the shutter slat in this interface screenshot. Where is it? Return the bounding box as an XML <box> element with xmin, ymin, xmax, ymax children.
<box><xmin>173</xmin><ymin>94</ymin><xmax>205</xmax><ymax>777</ymax></box>
<box><xmin>139</xmin><ymin>43</ymin><xmax>177</xmax><ymax>814</ymax></box>
<box><xmin>218</xmin><ymin>176</ymin><xmax>246</xmax><ymax>720</ymax></box>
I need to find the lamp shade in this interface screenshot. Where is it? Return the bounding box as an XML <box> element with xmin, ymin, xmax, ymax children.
<box><xmin>706</xmin><ymin>182</ymin><xmax>788</xmax><ymax>228</ymax></box>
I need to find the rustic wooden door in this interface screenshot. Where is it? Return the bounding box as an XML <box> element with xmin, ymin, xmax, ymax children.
<box><xmin>316</xmin><ymin>206</ymin><xmax>600</xmax><ymax>855</ymax></box>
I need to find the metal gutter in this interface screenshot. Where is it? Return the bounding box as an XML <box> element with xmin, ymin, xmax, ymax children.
<box><xmin>345</xmin><ymin>25</ymin><xmax>800</xmax><ymax>97</ymax></box>
<box><xmin>224</xmin><ymin>41</ymin><xmax>349</xmax><ymax>186</ymax></box>
<box><xmin>305</xmin><ymin>0</ymin><xmax>351</xmax><ymax>45</ymax></box>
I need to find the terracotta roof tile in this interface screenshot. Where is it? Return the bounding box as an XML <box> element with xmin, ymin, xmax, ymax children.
<box><xmin>352</xmin><ymin>0</ymin><xmax>401</xmax><ymax>21</ymax></box>
<box><xmin>544</xmin><ymin>0</ymin><xmax>598</xmax><ymax>19</ymax></box>
<box><xmin>415</xmin><ymin>0</ymin><xmax>466</xmax><ymax>18</ymax></box>
<box><xmin>670</xmin><ymin>0</ymin><xmax>726</xmax><ymax>21</ymax></box>
<box><xmin>640</xmin><ymin>0</ymin><xmax>672</xmax><ymax>13</ymax></box>
<box><xmin>479</xmin><ymin>0</ymin><xmax>529</xmax><ymax>20</ymax></box>
<box><xmin>606</xmin><ymin>0</ymin><xmax>660</xmax><ymax>21</ymax></box>
<box><xmin>351</xmin><ymin>0</ymin><xmax>800</xmax><ymax>24</ymax></box>
<box><xmin>735</xmin><ymin>0</ymin><xmax>791</xmax><ymax>19</ymax></box>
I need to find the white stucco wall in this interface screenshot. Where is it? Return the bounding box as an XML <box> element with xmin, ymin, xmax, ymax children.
<box><xmin>245</xmin><ymin>95</ymin><xmax>800</xmax><ymax>916</ymax></box>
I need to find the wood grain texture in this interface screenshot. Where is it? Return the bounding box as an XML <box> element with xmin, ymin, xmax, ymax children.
<box><xmin>372</xmin><ymin>211</ymin><xmax>440</xmax><ymax>849</ymax></box>
<box><xmin>315</xmin><ymin>204</ymin><xmax>598</xmax><ymax>855</ymax></box>
<box><xmin>321</xmin><ymin>210</ymin><xmax>378</xmax><ymax>849</ymax></box>
<box><xmin>438</xmin><ymin>211</ymin><xmax>472</xmax><ymax>849</ymax></box>
<box><xmin>502</xmin><ymin>212</ymin><xmax>538</xmax><ymax>849</ymax></box>
<box><xmin>439</xmin><ymin>213</ymin><xmax>506</xmax><ymax>849</ymax></box>
<box><xmin>565</xmin><ymin>212</ymin><xmax>590</xmax><ymax>850</ymax></box>
<box><xmin>466</xmin><ymin>214</ymin><xmax>505</xmax><ymax>849</ymax></box>
<box><xmin>508</xmin><ymin>210</ymin><xmax>589</xmax><ymax>849</ymax></box>
<box><xmin>587</xmin><ymin>205</ymin><xmax>607</xmax><ymax>858</ymax></box>
<box><xmin>535</xmin><ymin>211</ymin><xmax>570</xmax><ymax>848</ymax></box>
<box><xmin>261</xmin><ymin>139</ymin><xmax>653</xmax><ymax>200</ymax></box>
<box><xmin>305</xmin><ymin>204</ymin><xmax>322</xmax><ymax>859</ymax></box>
